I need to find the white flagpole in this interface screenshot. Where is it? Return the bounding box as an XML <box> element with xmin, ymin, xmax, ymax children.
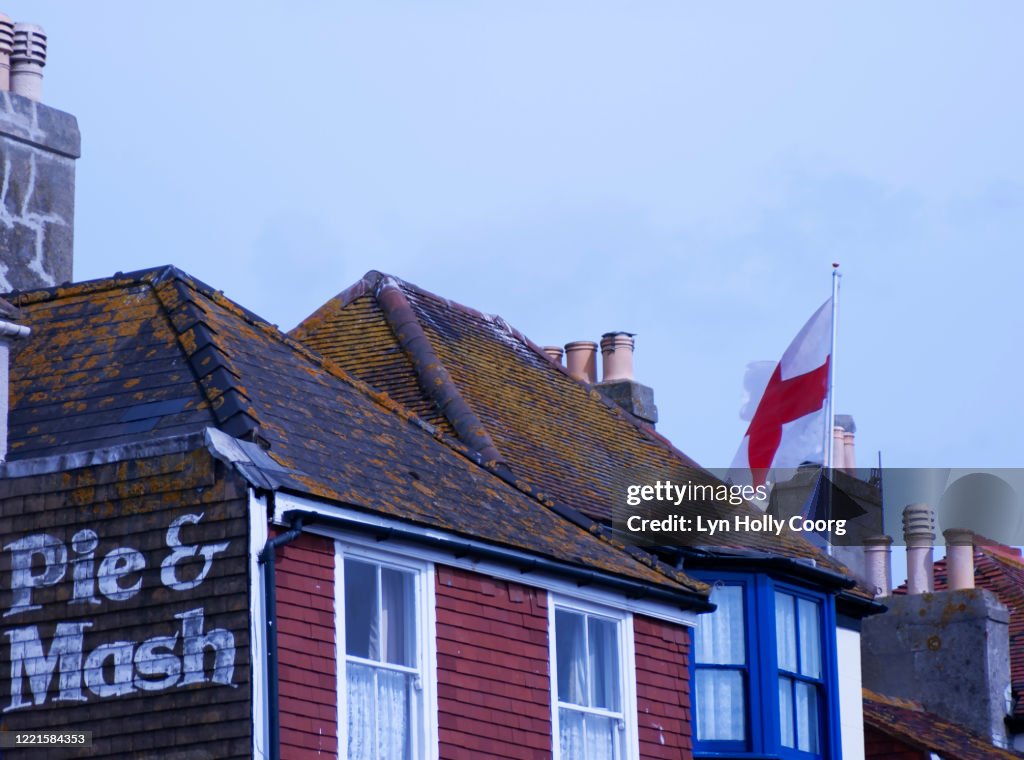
<box><xmin>826</xmin><ymin>263</ymin><xmax>841</xmax><ymax>472</ymax></box>
<box><xmin>824</xmin><ymin>264</ymin><xmax>841</xmax><ymax>555</ymax></box>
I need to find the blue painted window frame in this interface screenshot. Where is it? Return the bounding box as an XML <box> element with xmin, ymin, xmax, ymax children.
<box><xmin>690</xmin><ymin>571</ymin><xmax>842</xmax><ymax>760</ymax></box>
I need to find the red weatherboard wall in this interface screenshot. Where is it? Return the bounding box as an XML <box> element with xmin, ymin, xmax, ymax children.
<box><xmin>635</xmin><ymin>616</ymin><xmax>694</xmax><ymax>759</ymax></box>
<box><xmin>272</xmin><ymin>543</ymin><xmax>695</xmax><ymax>760</ymax></box>
<box><xmin>435</xmin><ymin>565</ymin><xmax>552</xmax><ymax>759</ymax></box>
<box><xmin>864</xmin><ymin>727</ymin><xmax>927</xmax><ymax>760</ymax></box>
<box><xmin>274</xmin><ymin>532</ymin><xmax>339</xmax><ymax>759</ymax></box>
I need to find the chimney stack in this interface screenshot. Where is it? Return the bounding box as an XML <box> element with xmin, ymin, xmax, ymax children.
<box><xmin>564</xmin><ymin>341</ymin><xmax>597</xmax><ymax>384</ymax></box>
<box><xmin>10</xmin><ymin>23</ymin><xmax>45</xmax><ymax>101</ymax></box>
<box><xmin>541</xmin><ymin>346</ymin><xmax>564</xmax><ymax>365</ymax></box>
<box><xmin>833</xmin><ymin>414</ymin><xmax>856</xmax><ymax>474</ymax></box>
<box><xmin>903</xmin><ymin>503</ymin><xmax>936</xmax><ymax>594</ymax></box>
<box><xmin>863</xmin><ymin>534</ymin><xmax>893</xmax><ymax>597</ymax></box>
<box><xmin>862</xmin><ymin>587</ymin><xmax>1011</xmax><ymax>747</ymax></box>
<box><xmin>0</xmin><ymin>16</ymin><xmax>79</xmax><ymax>293</ymax></box>
<box><xmin>595</xmin><ymin>331</ymin><xmax>657</xmax><ymax>428</ymax></box>
<box><xmin>944</xmin><ymin>528</ymin><xmax>976</xmax><ymax>591</ymax></box>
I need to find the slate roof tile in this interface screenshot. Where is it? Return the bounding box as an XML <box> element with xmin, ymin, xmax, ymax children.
<box><xmin>863</xmin><ymin>688</ymin><xmax>1023</xmax><ymax>759</ymax></box>
<box><xmin>293</xmin><ymin>270</ymin><xmax>855</xmax><ymax>578</ymax></box>
<box><xmin>7</xmin><ymin>266</ymin><xmax>704</xmax><ymax>601</ymax></box>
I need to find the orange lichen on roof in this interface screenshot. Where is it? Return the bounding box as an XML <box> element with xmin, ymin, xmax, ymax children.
<box><xmin>7</xmin><ymin>266</ymin><xmax>705</xmax><ymax>599</ymax></box>
<box><xmin>292</xmin><ymin>270</ymin><xmax>855</xmax><ymax>578</ymax></box>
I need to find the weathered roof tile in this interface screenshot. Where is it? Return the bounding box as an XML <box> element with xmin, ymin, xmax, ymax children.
<box><xmin>8</xmin><ymin>266</ymin><xmax>705</xmax><ymax>601</ymax></box>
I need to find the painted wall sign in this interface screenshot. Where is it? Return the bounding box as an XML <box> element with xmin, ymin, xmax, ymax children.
<box><xmin>1</xmin><ymin>512</ymin><xmax>236</xmax><ymax>712</ymax></box>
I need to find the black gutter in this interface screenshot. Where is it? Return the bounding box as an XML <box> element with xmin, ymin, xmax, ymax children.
<box><xmin>672</xmin><ymin>547</ymin><xmax>858</xmax><ymax>590</ymax></box>
<box><xmin>279</xmin><ymin>507</ymin><xmax>713</xmax><ymax>613</ymax></box>
<box><xmin>257</xmin><ymin>513</ymin><xmax>308</xmax><ymax>760</ymax></box>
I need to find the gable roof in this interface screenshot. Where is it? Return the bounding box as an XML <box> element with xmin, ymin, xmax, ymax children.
<box><xmin>6</xmin><ymin>266</ymin><xmax>707</xmax><ymax>603</ymax></box>
<box><xmin>863</xmin><ymin>689</ymin><xmax>1024</xmax><ymax>759</ymax></box>
<box><xmin>292</xmin><ymin>270</ymin><xmax>856</xmax><ymax>578</ymax></box>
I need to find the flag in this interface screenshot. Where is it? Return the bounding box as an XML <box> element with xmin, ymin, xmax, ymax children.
<box><xmin>730</xmin><ymin>298</ymin><xmax>832</xmax><ymax>489</ymax></box>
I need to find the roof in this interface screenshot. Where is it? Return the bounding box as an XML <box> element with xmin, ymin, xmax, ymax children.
<box><xmin>6</xmin><ymin>266</ymin><xmax>707</xmax><ymax>602</ymax></box>
<box><xmin>929</xmin><ymin>545</ymin><xmax>1024</xmax><ymax>719</ymax></box>
<box><xmin>863</xmin><ymin>688</ymin><xmax>1024</xmax><ymax>759</ymax></box>
<box><xmin>292</xmin><ymin>270</ymin><xmax>857</xmax><ymax>579</ymax></box>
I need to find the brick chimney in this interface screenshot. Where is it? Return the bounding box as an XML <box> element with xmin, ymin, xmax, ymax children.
<box><xmin>0</xmin><ymin>18</ymin><xmax>80</xmax><ymax>292</ymax></box>
<box><xmin>595</xmin><ymin>332</ymin><xmax>658</xmax><ymax>428</ymax></box>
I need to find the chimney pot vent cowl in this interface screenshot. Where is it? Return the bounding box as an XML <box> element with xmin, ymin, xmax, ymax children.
<box><xmin>11</xmin><ymin>23</ymin><xmax>46</xmax><ymax>102</ymax></box>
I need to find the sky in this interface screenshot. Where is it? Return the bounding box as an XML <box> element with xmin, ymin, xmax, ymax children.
<box><xmin>8</xmin><ymin>1</ymin><xmax>1023</xmax><ymax>475</ymax></box>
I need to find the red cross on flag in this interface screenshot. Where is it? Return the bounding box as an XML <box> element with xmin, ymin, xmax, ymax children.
<box><xmin>729</xmin><ymin>298</ymin><xmax>833</xmax><ymax>489</ymax></box>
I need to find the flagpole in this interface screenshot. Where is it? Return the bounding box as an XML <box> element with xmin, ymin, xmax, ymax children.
<box><xmin>826</xmin><ymin>263</ymin><xmax>841</xmax><ymax>472</ymax></box>
<box><xmin>825</xmin><ymin>263</ymin><xmax>841</xmax><ymax>555</ymax></box>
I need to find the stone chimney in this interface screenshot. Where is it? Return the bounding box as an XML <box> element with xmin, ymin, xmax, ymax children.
<box><xmin>595</xmin><ymin>332</ymin><xmax>657</xmax><ymax>428</ymax></box>
<box><xmin>861</xmin><ymin>588</ymin><xmax>1011</xmax><ymax>747</ymax></box>
<box><xmin>0</xmin><ymin>18</ymin><xmax>80</xmax><ymax>293</ymax></box>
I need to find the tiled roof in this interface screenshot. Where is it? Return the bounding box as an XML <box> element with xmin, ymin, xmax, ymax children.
<box><xmin>863</xmin><ymin>688</ymin><xmax>1024</xmax><ymax>759</ymax></box>
<box><xmin>6</xmin><ymin>266</ymin><xmax>707</xmax><ymax>600</ymax></box>
<box><xmin>292</xmin><ymin>270</ymin><xmax>855</xmax><ymax>577</ymax></box>
<box><xmin>929</xmin><ymin>545</ymin><xmax>1024</xmax><ymax>719</ymax></box>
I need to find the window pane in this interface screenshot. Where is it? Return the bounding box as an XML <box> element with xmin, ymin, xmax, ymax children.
<box><xmin>376</xmin><ymin>668</ymin><xmax>413</xmax><ymax>759</ymax></box>
<box><xmin>583</xmin><ymin>713</ymin><xmax>618</xmax><ymax>760</ymax></box>
<box><xmin>774</xmin><ymin>592</ymin><xmax>797</xmax><ymax>672</ymax></box>
<box><xmin>696</xmin><ymin>585</ymin><xmax>746</xmax><ymax>665</ymax></box>
<box><xmin>556</xmin><ymin>609</ymin><xmax>588</xmax><ymax>705</ymax></box>
<box><xmin>588</xmin><ymin>617</ymin><xmax>620</xmax><ymax>711</ymax></box>
<box><xmin>796</xmin><ymin>680</ymin><xmax>820</xmax><ymax>753</ymax></box>
<box><xmin>797</xmin><ymin>597</ymin><xmax>822</xmax><ymax>679</ymax></box>
<box><xmin>346</xmin><ymin>663</ymin><xmax>414</xmax><ymax>760</ymax></box>
<box><xmin>778</xmin><ymin>676</ymin><xmax>795</xmax><ymax>748</ymax></box>
<box><xmin>347</xmin><ymin>662</ymin><xmax>375</xmax><ymax>760</ymax></box>
<box><xmin>381</xmin><ymin>567</ymin><xmax>416</xmax><ymax>667</ymax></box>
<box><xmin>559</xmin><ymin>708</ymin><xmax>585</xmax><ymax>760</ymax></box>
<box><xmin>696</xmin><ymin>669</ymin><xmax>745</xmax><ymax>742</ymax></box>
<box><xmin>345</xmin><ymin>559</ymin><xmax>379</xmax><ymax>660</ymax></box>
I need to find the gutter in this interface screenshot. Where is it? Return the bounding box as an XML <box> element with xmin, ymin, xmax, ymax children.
<box><xmin>278</xmin><ymin>506</ymin><xmax>713</xmax><ymax>613</ymax></box>
<box><xmin>257</xmin><ymin>512</ymin><xmax>308</xmax><ymax>760</ymax></box>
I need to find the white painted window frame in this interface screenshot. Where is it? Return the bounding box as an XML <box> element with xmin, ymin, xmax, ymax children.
<box><xmin>335</xmin><ymin>538</ymin><xmax>439</xmax><ymax>760</ymax></box>
<box><xmin>549</xmin><ymin>593</ymin><xmax>640</xmax><ymax>760</ymax></box>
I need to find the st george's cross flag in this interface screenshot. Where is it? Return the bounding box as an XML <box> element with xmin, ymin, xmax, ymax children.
<box><xmin>729</xmin><ymin>298</ymin><xmax>832</xmax><ymax>489</ymax></box>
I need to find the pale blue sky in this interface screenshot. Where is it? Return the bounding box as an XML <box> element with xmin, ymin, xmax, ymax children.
<box><xmin>10</xmin><ymin>1</ymin><xmax>1023</xmax><ymax>470</ymax></box>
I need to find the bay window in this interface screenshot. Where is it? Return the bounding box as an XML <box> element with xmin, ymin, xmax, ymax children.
<box><xmin>775</xmin><ymin>591</ymin><xmax>823</xmax><ymax>754</ymax></box>
<box><xmin>694</xmin><ymin>585</ymin><xmax>748</xmax><ymax>747</ymax></box>
<box><xmin>692</xmin><ymin>575</ymin><xmax>837</xmax><ymax>759</ymax></box>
